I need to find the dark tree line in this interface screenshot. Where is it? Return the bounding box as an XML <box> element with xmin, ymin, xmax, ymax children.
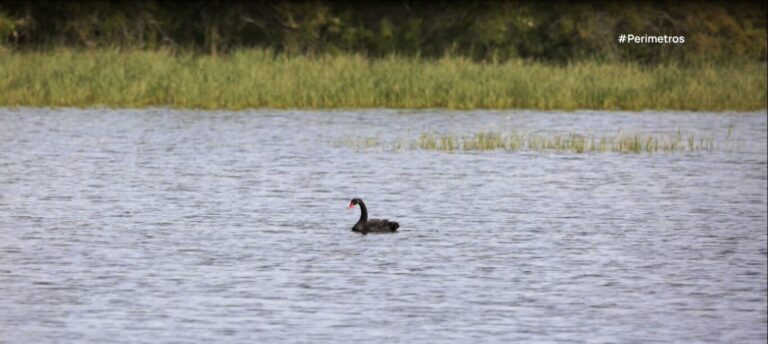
<box><xmin>0</xmin><ymin>0</ymin><xmax>765</xmax><ymax>63</ymax></box>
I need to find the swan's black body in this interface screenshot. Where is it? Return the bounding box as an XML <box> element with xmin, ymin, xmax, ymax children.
<box><xmin>349</xmin><ymin>198</ymin><xmax>399</xmax><ymax>234</ymax></box>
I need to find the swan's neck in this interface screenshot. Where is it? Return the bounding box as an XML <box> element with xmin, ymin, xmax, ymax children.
<box><xmin>357</xmin><ymin>201</ymin><xmax>368</xmax><ymax>224</ymax></box>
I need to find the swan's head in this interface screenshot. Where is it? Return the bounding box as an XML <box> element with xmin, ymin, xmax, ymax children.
<box><xmin>348</xmin><ymin>198</ymin><xmax>362</xmax><ymax>209</ymax></box>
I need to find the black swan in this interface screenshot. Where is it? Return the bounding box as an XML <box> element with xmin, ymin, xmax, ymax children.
<box><xmin>348</xmin><ymin>198</ymin><xmax>399</xmax><ymax>234</ymax></box>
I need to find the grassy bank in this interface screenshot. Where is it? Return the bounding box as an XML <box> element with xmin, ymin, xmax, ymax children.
<box><xmin>0</xmin><ymin>50</ymin><xmax>765</xmax><ymax>110</ymax></box>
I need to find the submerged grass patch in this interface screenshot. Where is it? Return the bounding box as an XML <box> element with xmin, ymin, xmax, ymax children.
<box><xmin>0</xmin><ymin>49</ymin><xmax>765</xmax><ymax>110</ymax></box>
<box><xmin>342</xmin><ymin>129</ymin><xmax>741</xmax><ymax>154</ymax></box>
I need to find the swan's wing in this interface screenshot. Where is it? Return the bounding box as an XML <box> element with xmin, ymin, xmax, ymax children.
<box><xmin>364</xmin><ymin>219</ymin><xmax>398</xmax><ymax>232</ymax></box>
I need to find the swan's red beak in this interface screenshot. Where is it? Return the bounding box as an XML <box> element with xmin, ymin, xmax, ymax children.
<box><xmin>348</xmin><ymin>202</ymin><xmax>355</xmax><ymax>209</ymax></box>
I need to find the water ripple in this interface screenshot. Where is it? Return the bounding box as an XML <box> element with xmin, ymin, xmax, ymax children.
<box><xmin>0</xmin><ymin>108</ymin><xmax>766</xmax><ymax>343</ymax></box>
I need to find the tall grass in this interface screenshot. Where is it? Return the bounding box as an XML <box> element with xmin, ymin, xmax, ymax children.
<box><xmin>0</xmin><ymin>49</ymin><xmax>765</xmax><ymax>110</ymax></box>
<box><xmin>343</xmin><ymin>129</ymin><xmax>738</xmax><ymax>154</ymax></box>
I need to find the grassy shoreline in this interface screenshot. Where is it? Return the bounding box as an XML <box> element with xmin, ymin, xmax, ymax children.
<box><xmin>0</xmin><ymin>50</ymin><xmax>765</xmax><ymax>111</ymax></box>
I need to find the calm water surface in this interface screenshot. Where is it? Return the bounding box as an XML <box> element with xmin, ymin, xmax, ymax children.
<box><xmin>1</xmin><ymin>108</ymin><xmax>766</xmax><ymax>343</ymax></box>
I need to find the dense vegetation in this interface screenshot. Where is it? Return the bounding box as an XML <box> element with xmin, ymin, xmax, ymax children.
<box><xmin>0</xmin><ymin>1</ymin><xmax>765</xmax><ymax>64</ymax></box>
<box><xmin>0</xmin><ymin>1</ymin><xmax>764</xmax><ymax>110</ymax></box>
<box><xmin>1</xmin><ymin>50</ymin><xmax>764</xmax><ymax>110</ymax></box>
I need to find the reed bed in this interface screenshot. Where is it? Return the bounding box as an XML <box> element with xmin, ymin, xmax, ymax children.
<box><xmin>0</xmin><ymin>49</ymin><xmax>765</xmax><ymax>110</ymax></box>
<box><xmin>342</xmin><ymin>129</ymin><xmax>740</xmax><ymax>154</ymax></box>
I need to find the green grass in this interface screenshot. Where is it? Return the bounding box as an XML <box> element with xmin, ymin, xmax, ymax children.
<box><xmin>0</xmin><ymin>49</ymin><xmax>765</xmax><ymax>110</ymax></box>
<box><xmin>343</xmin><ymin>129</ymin><xmax>738</xmax><ymax>154</ymax></box>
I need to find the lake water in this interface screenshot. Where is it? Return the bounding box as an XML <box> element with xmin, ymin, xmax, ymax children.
<box><xmin>1</xmin><ymin>108</ymin><xmax>766</xmax><ymax>343</ymax></box>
